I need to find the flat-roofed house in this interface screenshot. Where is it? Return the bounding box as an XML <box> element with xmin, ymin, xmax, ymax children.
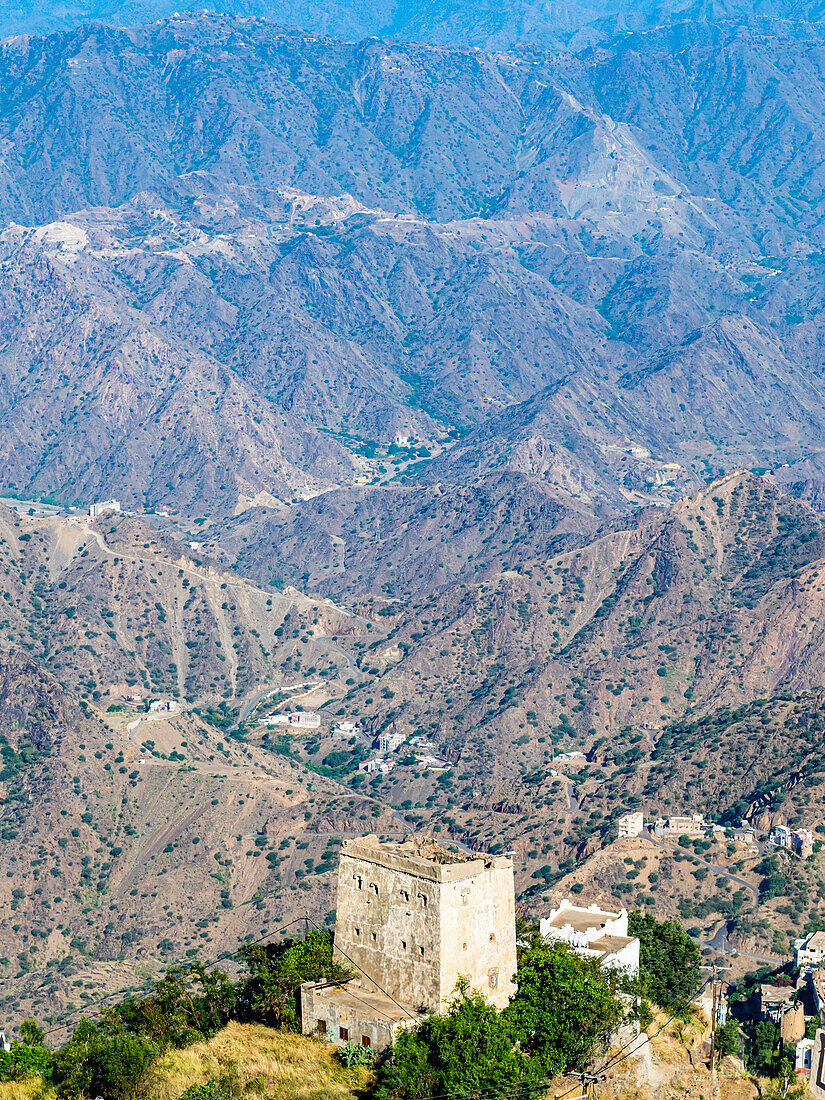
<box><xmin>539</xmin><ymin>899</ymin><xmax>640</xmax><ymax>978</ymax></box>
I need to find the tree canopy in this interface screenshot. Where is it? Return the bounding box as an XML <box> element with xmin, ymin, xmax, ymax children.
<box><xmin>627</xmin><ymin>911</ymin><xmax>701</xmax><ymax>1011</ymax></box>
<box><xmin>505</xmin><ymin>938</ymin><xmax>625</xmax><ymax>1076</ymax></box>
<box><xmin>373</xmin><ymin>984</ymin><xmax>538</xmax><ymax>1100</ymax></box>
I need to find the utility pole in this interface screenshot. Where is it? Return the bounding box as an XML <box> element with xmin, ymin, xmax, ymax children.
<box><xmin>559</xmin><ymin>1070</ymin><xmax>606</xmax><ymax>1100</ymax></box>
<box><xmin>702</xmin><ymin>962</ymin><xmax>732</xmax><ymax>1069</ymax></box>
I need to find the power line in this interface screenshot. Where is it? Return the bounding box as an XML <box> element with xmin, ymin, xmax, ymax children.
<box><xmin>396</xmin><ymin>974</ymin><xmax>715</xmax><ymax>1100</ymax></box>
<box><xmin>43</xmin><ymin>913</ymin><xmax>312</xmax><ymax>1042</ymax></box>
<box><xmin>305</xmin><ymin>913</ymin><xmax>418</xmax><ymax>1022</ymax></box>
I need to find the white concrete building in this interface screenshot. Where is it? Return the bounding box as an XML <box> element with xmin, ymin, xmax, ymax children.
<box><xmin>148</xmin><ymin>698</ymin><xmax>178</xmax><ymax>713</ymax></box>
<box><xmin>89</xmin><ymin>499</ymin><xmax>121</xmax><ymax>519</ymax></box>
<box><xmin>333</xmin><ymin>721</ymin><xmax>361</xmax><ymax>740</ymax></box>
<box><xmin>654</xmin><ymin>813</ymin><xmax>706</xmax><ymax>837</ymax></box>
<box><xmin>290</xmin><ymin>712</ymin><xmax>321</xmax><ymax>729</ymax></box>
<box><xmin>797</xmin><ymin>1037</ymin><xmax>815</xmax><ymax>1076</ymax></box>
<box><xmin>379</xmin><ymin>731</ymin><xmax>407</xmax><ymax>754</ymax></box>
<box><xmin>540</xmin><ymin>899</ymin><xmax>640</xmax><ymax>978</ymax></box>
<box><xmin>0</xmin><ymin>1032</ymin><xmax>10</xmax><ymax>1052</ymax></box>
<box><xmin>359</xmin><ymin>758</ymin><xmax>394</xmax><ymax>775</ymax></box>
<box><xmin>796</xmin><ymin>931</ymin><xmax>825</xmax><ymax>971</ymax></box>
<box><xmin>415</xmin><ymin>754</ymin><xmax>452</xmax><ymax>771</ymax></box>
<box><xmin>617</xmin><ymin>812</ymin><xmax>644</xmax><ymax>838</ymax></box>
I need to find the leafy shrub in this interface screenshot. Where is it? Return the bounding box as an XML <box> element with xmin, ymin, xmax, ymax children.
<box><xmin>336</xmin><ymin>1041</ymin><xmax>375</xmax><ymax>1067</ymax></box>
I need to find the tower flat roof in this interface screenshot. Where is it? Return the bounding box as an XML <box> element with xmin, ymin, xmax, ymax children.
<box><xmin>341</xmin><ymin>836</ymin><xmax>512</xmax><ymax>883</ymax></box>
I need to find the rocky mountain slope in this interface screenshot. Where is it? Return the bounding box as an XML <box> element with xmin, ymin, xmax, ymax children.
<box><xmin>4</xmin><ymin>6</ymin><xmax>825</xmax><ymax>1026</ymax></box>
<box><xmin>0</xmin><ymin>18</ymin><xmax>825</xmax><ymax>514</ymax></box>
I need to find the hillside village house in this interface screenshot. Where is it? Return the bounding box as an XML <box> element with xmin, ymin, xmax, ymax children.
<box><xmin>760</xmin><ymin>983</ymin><xmax>798</xmax><ymax>1024</ymax></box>
<box><xmin>796</xmin><ymin>931</ymin><xmax>825</xmax><ymax>972</ymax></box>
<box><xmin>88</xmin><ymin>499</ymin><xmax>121</xmax><ymax>519</ymax></box>
<box><xmin>771</xmin><ymin>825</ymin><xmax>815</xmax><ymax>859</ymax></box>
<box><xmin>617</xmin><ymin>812</ymin><xmax>644</xmax><ymax>838</ymax></box>
<box><xmin>540</xmin><ymin>900</ymin><xmax>640</xmax><ymax>978</ymax></box>
<box><xmin>301</xmin><ymin>836</ymin><xmax>517</xmax><ymax>1051</ymax></box>
<box><xmin>653</xmin><ymin>814</ymin><xmax>707</xmax><ymax>838</ymax></box>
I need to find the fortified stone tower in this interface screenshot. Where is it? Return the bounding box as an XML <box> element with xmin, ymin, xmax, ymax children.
<box><xmin>333</xmin><ymin>835</ymin><xmax>517</xmax><ymax>1012</ymax></box>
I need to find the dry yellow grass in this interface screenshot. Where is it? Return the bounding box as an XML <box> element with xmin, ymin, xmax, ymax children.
<box><xmin>0</xmin><ymin>1083</ymin><xmax>54</xmax><ymax>1100</ymax></box>
<box><xmin>145</xmin><ymin>1021</ymin><xmax>372</xmax><ymax>1100</ymax></box>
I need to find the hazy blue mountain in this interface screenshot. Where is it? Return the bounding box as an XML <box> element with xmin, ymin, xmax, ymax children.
<box><xmin>4</xmin><ymin>0</ymin><xmax>825</xmax><ymax>45</ymax></box>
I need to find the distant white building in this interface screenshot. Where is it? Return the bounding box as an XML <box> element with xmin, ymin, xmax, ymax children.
<box><xmin>797</xmin><ymin>1037</ymin><xmax>815</xmax><ymax>1077</ymax></box>
<box><xmin>333</xmin><ymin>720</ymin><xmax>361</xmax><ymax>741</ymax></box>
<box><xmin>89</xmin><ymin>499</ymin><xmax>121</xmax><ymax>519</ymax></box>
<box><xmin>770</xmin><ymin>825</ymin><xmax>814</xmax><ymax>858</ymax></box>
<box><xmin>290</xmin><ymin>712</ymin><xmax>321</xmax><ymax>729</ymax></box>
<box><xmin>261</xmin><ymin>714</ymin><xmax>291</xmax><ymax>726</ymax></box>
<box><xmin>378</xmin><ymin>730</ymin><xmax>406</xmax><ymax>754</ymax></box>
<box><xmin>554</xmin><ymin>751</ymin><xmax>586</xmax><ymax>763</ymax></box>
<box><xmin>415</xmin><ymin>754</ymin><xmax>452</xmax><ymax>771</ymax></box>
<box><xmin>148</xmin><ymin>698</ymin><xmax>178</xmax><ymax>713</ymax></box>
<box><xmin>654</xmin><ymin>814</ymin><xmax>706</xmax><ymax>837</ymax></box>
<box><xmin>796</xmin><ymin>931</ymin><xmax>825</xmax><ymax>971</ymax></box>
<box><xmin>540</xmin><ymin>899</ymin><xmax>640</xmax><ymax>978</ymax></box>
<box><xmin>0</xmin><ymin>1032</ymin><xmax>9</xmax><ymax>1052</ymax></box>
<box><xmin>617</xmin><ymin>812</ymin><xmax>644</xmax><ymax>838</ymax></box>
<box><xmin>394</xmin><ymin>434</ymin><xmax>412</xmax><ymax>446</ymax></box>
<box><xmin>359</xmin><ymin>758</ymin><xmax>394</xmax><ymax>775</ymax></box>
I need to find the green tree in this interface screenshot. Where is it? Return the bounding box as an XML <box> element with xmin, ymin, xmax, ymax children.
<box><xmin>762</xmin><ymin>1058</ymin><xmax>806</xmax><ymax>1100</ymax></box>
<box><xmin>373</xmin><ymin>985</ymin><xmax>537</xmax><ymax>1099</ymax></box>
<box><xmin>236</xmin><ymin>929</ymin><xmax>350</xmax><ymax>1029</ymax></box>
<box><xmin>52</xmin><ymin>1020</ymin><xmax>158</xmax><ymax>1100</ymax></box>
<box><xmin>749</xmin><ymin>1020</ymin><xmax>779</xmax><ymax>1075</ymax></box>
<box><xmin>19</xmin><ymin>1019</ymin><xmax>45</xmax><ymax>1047</ymax></box>
<box><xmin>505</xmin><ymin>939</ymin><xmax>624</xmax><ymax>1076</ymax></box>
<box><xmin>106</xmin><ymin>963</ymin><xmax>236</xmax><ymax>1047</ymax></box>
<box><xmin>714</xmin><ymin>1019</ymin><xmax>740</xmax><ymax>1059</ymax></box>
<box><xmin>0</xmin><ymin>1038</ymin><xmax>52</xmax><ymax>1083</ymax></box>
<box><xmin>627</xmin><ymin>912</ymin><xmax>700</xmax><ymax>1010</ymax></box>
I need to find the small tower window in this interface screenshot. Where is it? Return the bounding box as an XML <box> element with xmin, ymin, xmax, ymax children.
<box><xmin>489</xmin><ymin>933</ymin><xmax>496</xmax><ymax>943</ymax></box>
<box><xmin>354</xmin><ymin>927</ymin><xmax>361</xmax><ymax>937</ymax></box>
<box><xmin>400</xmin><ymin>889</ymin><xmax>409</xmax><ymax>902</ymax></box>
<box><xmin>353</xmin><ymin>875</ymin><xmax>362</xmax><ymax>889</ymax></box>
<box><xmin>419</xmin><ymin>946</ymin><xmax>425</xmax><ymax>957</ymax></box>
<box><xmin>418</xmin><ymin>893</ymin><xmax>428</xmax><ymax>908</ymax></box>
<box><xmin>401</xmin><ymin>939</ymin><xmax>407</xmax><ymax>951</ymax></box>
<box><xmin>489</xmin><ymin>969</ymin><xmax>499</xmax><ymax>990</ymax></box>
<box><xmin>371</xmin><ymin>931</ymin><xmax>377</xmax><ymax>942</ymax></box>
<box><xmin>370</xmin><ymin>882</ymin><xmax>379</xmax><ymax>896</ymax></box>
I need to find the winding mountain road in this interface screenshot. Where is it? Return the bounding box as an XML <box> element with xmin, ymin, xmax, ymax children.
<box><xmin>643</xmin><ymin>829</ymin><xmax>761</xmax><ymax>904</ymax></box>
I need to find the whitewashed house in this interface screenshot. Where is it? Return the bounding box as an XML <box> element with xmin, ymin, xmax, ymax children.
<box><xmin>540</xmin><ymin>899</ymin><xmax>640</xmax><ymax>978</ymax></box>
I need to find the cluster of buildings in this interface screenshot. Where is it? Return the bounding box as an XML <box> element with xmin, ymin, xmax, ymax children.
<box><xmin>749</xmin><ymin>931</ymin><xmax>825</xmax><ymax>1087</ymax></box>
<box><xmin>616</xmin><ymin>808</ymin><xmax>813</xmax><ymax>851</ymax></box>
<box><xmin>358</xmin><ymin>730</ymin><xmax>452</xmax><ymax>777</ymax></box>
<box><xmin>769</xmin><ymin>825</ymin><xmax>814</xmax><ymax>859</ymax></box>
<box><xmin>300</xmin><ymin>838</ymin><xmax>640</xmax><ymax>1054</ymax></box>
